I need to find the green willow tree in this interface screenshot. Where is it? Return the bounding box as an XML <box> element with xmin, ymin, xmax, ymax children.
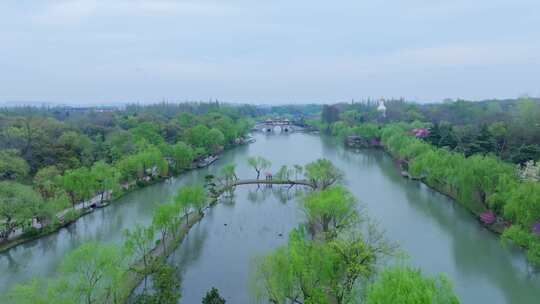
<box><xmin>134</xmin><ymin>260</ymin><xmax>181</xmax><ymax>304</ymax></box>
<box><xmin>152</xmin><ymin>203</ymin><xmax>177</xmax><ymax>253</ymax></box>
<box><xmin>254</xmin><ymin>226</ymin><xmax>394</xmax><ymax>304</ymax></box>
<box><xmin>59</xmin><ymin>167</ymin><xmax>95</xmax><ymax>208</ymax></box>
<box><xmin>301</xmin><ymin>186</ymin><xmax>358</xmax><ymax>237</ymax></box>
<box><xmin>123</xmin><ymin>223</ymin><xmax>156</xmax><ymax>289</ymax></box>
<box><xmin>247</xmin><ymin>156</ymin><xmax>271</xmax><ymax>180</ymax></box>
<box><xmin>8</xmin><ymin>242</ymin><xmax>127</xmax><ymax>304</ymax></box>
<box><xmin>365</xmin><ymin>266</ymin><xmax>459</xmax><ymax>304</ymax></box>
<box><xmin>304</xmin><ymin>158</ymin><xmax>344</xmax><ymax>189</ymax></box>
<box><xmin>0</xmin><ymin>181</ymin><xmax>43</xmax><ymax>240</ymax></box>
<box><xmin>91</xmin><ymin>161</ymin><xmax>120</xmax><ymax>204</ymax></box>
<box><xmin>33</xmin><ymin>165</ymin><xmax>61</xmax><ymax>200</ymax></box>
<box><xmin>207</xmin><ymin>128</ymin><xmax>226</xmax><ymax>154</ymax></box>
<box><xmin>58</xmin><ymin>242</ymin><xmax>125</xmax><ymax>304</ymax></box>
<box><xmin>174</xmin><ymin>185</ymin><xmax>207</xmax><ymax>221</ymax></box>
<box><xmin>170</xmin><ymin>141</ymin><xmax>194</xmax><ymax>172</ymax></box>
<box><xmin>0</xmin><ymin>149</ymin><xmax>30</xmax><ymax>181</ymax></box>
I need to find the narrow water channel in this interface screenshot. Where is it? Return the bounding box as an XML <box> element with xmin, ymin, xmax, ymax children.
<box><xmin>1</xmin><ymin>133</ymin><xmax>539</xmax><ymax>303</ymax></box>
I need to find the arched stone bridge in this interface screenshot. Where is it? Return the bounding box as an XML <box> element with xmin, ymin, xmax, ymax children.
<box><xmin>255</xmin><ymin>118</ymin><xmax>299</xmax><ymax>133</ymax></box>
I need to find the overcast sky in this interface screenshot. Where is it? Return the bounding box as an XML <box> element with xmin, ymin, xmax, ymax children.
<box><xmin>1</xmin><ymin>0</ymin><xmax>539</xmax><ymax>105</ymax></box>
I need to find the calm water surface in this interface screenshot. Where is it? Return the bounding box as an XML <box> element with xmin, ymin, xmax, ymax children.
<box><xmin>1</xmin><ymin>133</ymin><xmax>539</xmax><ymax>303</ymax></box>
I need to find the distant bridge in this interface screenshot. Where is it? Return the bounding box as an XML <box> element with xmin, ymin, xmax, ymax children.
<box><xmin>254</xmin><ymin>118</ymin><xmax>298</xmax><ymax>133</ymax></box>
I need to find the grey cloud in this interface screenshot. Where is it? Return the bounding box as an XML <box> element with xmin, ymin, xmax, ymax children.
<box><xmin>1</xmin><ymin>0</ymin><xmax>539</xmax><ymax>104</ymax></box>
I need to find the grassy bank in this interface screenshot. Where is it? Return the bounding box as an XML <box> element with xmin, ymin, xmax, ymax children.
<box><xmin>332</xmin><ymin>122</ymin><xmax>540</xmax><ymax>265</ymax></box>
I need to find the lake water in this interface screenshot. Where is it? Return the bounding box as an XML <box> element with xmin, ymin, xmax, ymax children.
<box><xmin>1</xmin><ymin>132</ymin><xmax>539</xmax><ymax>303</ymax></box>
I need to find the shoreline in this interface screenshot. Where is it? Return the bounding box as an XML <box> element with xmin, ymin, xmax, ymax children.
<box><xmin>0</xmin><ymin>143</ymin><xmax>246</xmax><ymax>254</ymax></box>
<box><xmin>344</xmin><ymin>143</ymin><xmax>508</xmax><ymax>236</ymax></box>
<box><xmin>0</xmin><ymin>175</ymin><xmax>166</xmax><ymax>254</ymax></box>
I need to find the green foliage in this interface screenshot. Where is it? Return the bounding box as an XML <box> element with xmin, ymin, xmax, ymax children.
<box><xmin>123</xmin><ymin>223</ymin><xmax>155</xmax><ymax>271</ymax></box>
<box><xmin>0</xmin><ymin>149</ymin><xmax>29</xmax><ymax>181</ymax></box>
<box><xmin>207</xmin><ymin>128</ymin><xmax>226</xmax><ymax>154</ymax></box>
<box><xmin>274</xmin><ymin>165</ymin><xmax>293</xmax><ymax>181</ymax></box>
<box><xmin>8</xmin><ymin>241</ymin><xmax>128</xmax><ymax>304</ymax></box>
<box><xmin>175</xmin><ymin>185</ymin><xmax>207</xmax><ymax>216</ymax></box>
<box><xmin>0</xmin><ymin>181</ymin><xmax>43</xmax><ymax>240</ymax></box>
<box><xmin>57</xmin><ymin>131</ymin><xmax>94</xmax><ymax>168</ymax></box>
<box><xmin>33</xmin><ymin>166</ymin><xmax>60</xmax><ymax>199</ymax></box>
<box><xmin>254</xmin><ymin>226</ymin><xmax>393</xmax><ymax>304</ymax></box>
<box><xmin>91</xmin><ymin>161</ymin><xmax>120</xmax><ymax>202</ymax></box>
<box><xmin>130</xmin><ymin>122</ymin><xmax>165</xmax><ymax>147</ymax></box>
<box><xmin>247</xmin><ymin>156</ymin><xmax>271</xmax><ymax>179</ymax></box>
<box><xmin>503</xmin><ymin>181</ymin><xmax>540</xmax><ymax>227</ymax></box>
<box><xmin>325</xmin><ymin>97</ymin><xmax>540</xmax><ymax>163</ymax></box>
<box><xmin>59</xmin><ymin>167</ymin><xmax>96</xmax><ymax>207</ymax></box>
<box><xmin>304</xmin><ymin>159</ymin><xmax>343</xmax><ymax>189</ymax></box>
<box><xmin>170</xmin><ymin>141</ymin><xmax>194</xmax><ymax>172</ymax></box>
<box><xmin>527</xmin><ymin>240</ymin><xmax>540</xmax><ymax>266</ymax></box>
<box><xmin>7</xmin><ymin>279</ymin><xmax>51</xmax><ymax>304</ymax></box>
<box><xmin>115</xmin><ymin>146</ymin><xmax>167</xmax><ymax>182</ymax></box>
<box><xmin>104</xmin><ymin>130</ymin><xmax>137</xmax><ymax>162</ymax></box>
<box><xmin>152</xmin><ymin>203</ymin><xmax>178</xmax><ymax>251</ymax></box>
<box><xmin>187</xmin><ymin>124</ymin><xmax>211</xmax><ymax>152</ymax></box>
<box><xmin>301</xmin><ymin>186</ymin><xmax>358</xmax><ymax>235</ymax></box>
<box><xmin>202</xmin><ymin>287</ymin><xmax>226</xmax><ymax>304</ymax></box>
<box><xmin>177</xmin><ymin>112</ymin><xmax>196</xmax><ymax>128</ymax></box>
<box><xmin>365</xmin><ymin>266</ymin><xmax>459</xmax><ymax>304</ymax></box>
<box><xmin>62</xmin><ymin>208</ymin><xmax>81</xmax><ymax>223</ymax></box>
<box><xmin>365</xmin><ymin>122</ymin><xmax>540</xmax><ymax>264</ymax></box>
<box><xmin>501</xmin><ymin>225</ymin><xmax>533</xmax><ymax>248</ymax></box>
<box><xmin>331</xmin><ymin>122</ymin><xmax>381</xmax><ymax>142</ymax></box>
<box><xmin>340</xmin><ymin>110</ymin><xmax>361</xmax><ymax>127</ymax></box>
<box><xmin>501</xmin><ymin>225</ymin><xmax>540</xmax><ymax>265</ymax></box>
<box><xmin>0</xmin><ymin>104</ymin><xmax>253</xmax><ymax>253</ymax></box>
<box><xmin>59</xmin><ymin>242</ymin><xmax>125</xmax><ymax>304</ymax></box>
<box><xmin>134</xmin><ymin>260</ymin><xmax>181</xmax><ymax>304</ymax></box>
<box><xmin>220</xmin><ymin>164</ymin><xmax>237</xmax><ymax>180</ymax></box>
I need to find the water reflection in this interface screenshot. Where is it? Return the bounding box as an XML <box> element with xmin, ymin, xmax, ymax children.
<box><xmin>1</xmin><ymin>133</ymin><xmax>540</xmax><ymax>304</ymax></box>
<box><xmin>167</xmin><ymin>185</ymin><xmax>303</xmax><ymax>303</ymax></box>
<box><xmin>244</xmin><ymin>185</ymin><xmax>306</xmax><ymax>205</ymax></box>
<box><xmin>171</xmin><ymin>221</ymin><xmax>209</xmax><ymax>269</ymax></box>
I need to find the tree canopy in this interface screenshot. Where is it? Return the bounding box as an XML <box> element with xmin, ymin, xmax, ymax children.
<box><xmin>365</xmin><ymin>266</ymin><xmax>459</xmax><ymax>304</ymax></box>
<box><xmin>304</xmin><ymin>158</ymin><xmax>343</xmax><ymax>189</ymax></box>
<box><xmin>247</xmin><ymin>156</ymin><xmax>271</xmax><ymax>179</ymax></box>
<box><xmin>301</xmin><ymin>186</ymin><xmax>358</xmax><ymax>236</ymax></box>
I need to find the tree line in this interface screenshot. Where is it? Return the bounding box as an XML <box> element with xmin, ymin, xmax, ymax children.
<box><xmin>320</xmin><ymin>97</ymin><xmax>540</xmax><ymax>164</ymax></box>
<box><xmin>317</xmin><ymin>97</ymin><xmax>540</xmax><ymax>266</ymax></box>
<box><xmin>0</xmin><ymin>103</ymin><xmax>253</xmax><ymax>246</ymax></box>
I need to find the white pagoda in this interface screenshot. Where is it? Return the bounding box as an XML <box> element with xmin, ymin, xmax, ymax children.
<box><xmin>377</xmin><ymin>99</ymin><xmax>387</xmax><ymax>117</ymax></box>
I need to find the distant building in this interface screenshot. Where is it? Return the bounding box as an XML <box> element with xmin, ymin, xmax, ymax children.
<box><xmin>377</xmin><ymin>99</ymin><xmax>387</xmax><ymax>117</ymax></box>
